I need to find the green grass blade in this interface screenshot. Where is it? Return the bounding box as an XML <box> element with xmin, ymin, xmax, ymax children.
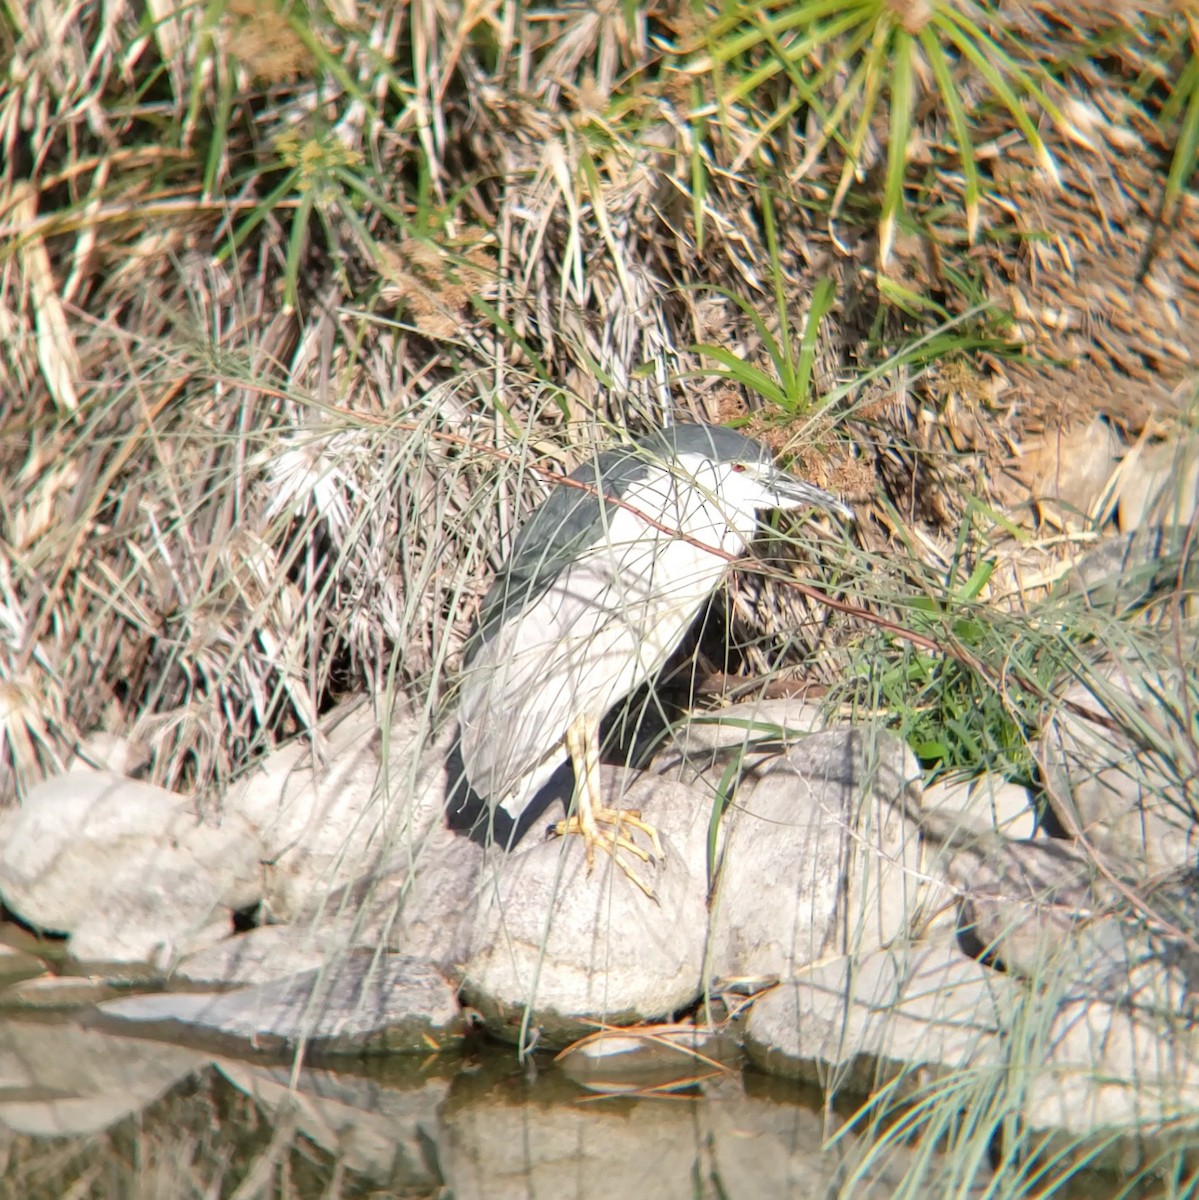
<box><xmin>880</xmin><ymin>28</ymin><xmax>913</xmax><ymax>268</ymax></box>
<box><xmin>708</xmin><ymin>0</ymin><xmax>867</xmax><ymax>66</ymax></box>
<box><xmin>1162</xmin><ymin>51</ymin><xmax>1199</xmax><ymax>222</ymax></box>
<box><xmin>759</xmin><ymin>188</ymin><xmax>795</xmax><ymax>393</ymax></box>
<box><xmin>957</xmin><ymin>560</ymin><xmax>996</xmax><ymax>603</ymax></box>
<box><xmin>795</xmin><ymin>51</ymin><xmax>871</xmax><ymax>179</ymax></box>
<box><xmin>795</xmin><ymin>277</ymin><xmax>836</xmax><ymax>411</ymax></box>
<box><xmin>706</xmin><ymin>755</ymin><xmax>743</xmax><ymax>885</ymax></box>
<box><xmin>202</xmin><ymin>53</ymin><xmax>235</xmax><ymax>201</ymax></box>
<box><xmin>878</xmin><ymin>273</ymin><xmax>948</xmax><ymax>316</ymax></box>
<box><xmin>469</xmin><ymin>295</ymin><xmax>554</xmax><ymax>385</ymax></box>
<box><xmin>831</xmin><ymin>24</ymin><xmax>888</xmax><ymax>217</ymax></box>
<box><xmin>282</xmin><ymin>187</ymin><xmax>315</xmax><ymax>314</ymax></box>
<box><xmin>920</xmin><ymin>28</ymin><xmax>981</xmax><ymax>243</ymax></box>
<box><xmin>216</xmin><ymin>168</ymin><xmax>302</xmax><ymax>264</ymax></box>
<box><xmin>690</xmin><ymin>81</ymin><xmax>709</xmax><ymax>252</ymax></box>
<box><xmin>720</xmin><ymin>7</ymin><xmax>871</xmax><ymax>107</ymax></box>
<box><xmin>933</xmin><ymin>10</ymin><xmax>1060</xmax><ymax>183</ymax></box>
<box><xmin>690</xmin><ymin>344</ymin><xmax>789</xmax><ymax>406</ymax></box>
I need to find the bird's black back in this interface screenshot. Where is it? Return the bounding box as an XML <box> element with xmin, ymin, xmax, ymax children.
<box><xmin>463</xmin><ymin>424</ymin><xmax>767</xmax><ymax>665</ymax></box>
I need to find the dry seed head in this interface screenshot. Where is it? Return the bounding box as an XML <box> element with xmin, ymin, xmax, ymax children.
<box><xmin>828</xmin><ymin>457</ymin><xmax>877</xmax><ymax>502</ymax></box>
<box><xmin>887</xmin><ymin>0</ymin><xmax>933</xmax><ymax>35</ymax></box>
<box><xmin>704</xmin><ymin>388</ymin><xmax>749</xmax><ymax>425</ymax></box>
<box><xmin>224</xmin><ymin>0</ymin><xmax>315</xmax><ymax>85</ymax></box>
<box><xmin>376</xmin><ymin>240</ymin><xmax>492</xmax><ymax>340</ymax></box>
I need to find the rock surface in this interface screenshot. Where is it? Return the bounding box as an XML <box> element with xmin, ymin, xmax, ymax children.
<box><xmin>946</xmin><ymin>833</ymin><xmax>1122</xmax><ymax>976</ymax></box>
<box><xmin>650</xmin><ymin>695</ymin><xmax>829</xmax><ymax>783</ymax></box>
<box><xmin>743</xmin><ymin>933</ymin><xmax>1019</xmax><ymax>1088</ymax></box>
<box><xmin>226</xmin><ymin>698</ymin><xmax>454</xmax><ymax>921</ymax></box>
<box><xmin>1022</xmin><ymin>414</ymin><xmax>1120</xmax><ymax>524</ymax></box>
<box><xmin>2</xmin><ymin>668</ymin><xmax>1196</xmax><ymax>1155</ymax></box>
<box><xmin>98</xmin><ymin>952</ymin><xmax>462</xmax><ymax>1055</ymax></box>
<box><xmin>556</xmin><ymin>1024</ymin><xmax>740</xmax><ymax>1092</ymax></box>
<box><xmin>1026</xmin><ymin>994</ymin><xmax>1199</xmax><ymax>1140</ymax></box>
<box><xmin>1116</xmin><ymin>436</ymin><xmax>1199</xmax><ymax>532</ymax></box>
<box><xmin>0</xmin><ymin>770</ymin><xmax>261</xmax><ymax>970</ymax></box>
<box><xmin>1040</xmin><ymin>657</ymin><xmax>1196</xmax><ymax>874</ymax></box>
<box><xmin>922</xmin><ymin>771</ymin><xmax>1038</xmax><ymax>841</ymax></box>
<box><xmin>707</xmin><ymin>728</ymin><xmax>923</xmax><ymax>980</ymax></box>
<box><xmin>1060</xmin><ymin>523</ymin><xmax>1198</xmax><ymax>612</ymax></box>
<box><xmin>173</xmin><ymin>920</ymin><xmax>350</xmax><ymax>989</ymax></box>
<box><xmin>375</xmin><ymin>822</ymin><xmax>488</xmax><ymax>967</ymax></box>
<box><xmin>460</xmin><ymin>775</ymin><xmax>712</xmax><ymax>1048</ymax></box>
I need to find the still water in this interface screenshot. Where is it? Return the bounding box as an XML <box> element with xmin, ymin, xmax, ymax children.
<box><xmin>0</xmin><ymin>1014</ymin><xmax>1176</xmax><ymax>1199</ymax></box>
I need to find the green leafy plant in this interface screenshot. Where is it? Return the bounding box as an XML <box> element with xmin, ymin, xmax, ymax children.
<box><xmin>683</xmin><ymin>0</ymin><xmax>1071</xmax><ymax>265</ymax></box>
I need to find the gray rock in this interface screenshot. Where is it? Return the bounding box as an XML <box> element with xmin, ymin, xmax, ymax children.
<box><xmin>1040</xmin><ymin>660</ymin><xmax>1196</xmax><ymax>874</ymax></box>
<box><xmin>460</xmin><ymin>773</ymin><xmax>711</xmax><ymax>1048</ymax></box>
<box><xmin>1059</xmin><ymin>524</ymin><xmax>1198</xmax><ymax>612</ymax></box>
<box><xmin>1023</xmin><ymin>414</ymin><xmax>1121</xmax><ymax>524</ymax></box>
<box><xmin>708</xmin><ymin>728</ymin><xmax>924</xmax><ymax>980</ymax></box>
<box><xmin>938</xmin><ymin>835</ymin><xmax>1199</xmax><ymax>1144</ymax></box>
<box><xmin>1116</xmin><ymin>437</ymin><xmax>1199</xmax><ymax>533</ymax></box>
<box><xmin>172</xmin><ymin>854</ymin><xmax>468</xmax><ymax>989</ymax></box>
<box><xmin>0</xmin><ymin>1019</ymin><xmax>206</xmax><ymax>1136</ymax></box>
<box><xmin>66</xmin><ymin>731</ymin><xmax>151</xmax><ymax>778</ymax></box>
<box><xmin>556</xmin><ymin>1024</ymin><xmax>741</xmax><ymax>1092</ymax></box>
<box><xmin>458</xmin><ymin>721</ymin><xmax>922</xmax><ymax>1048</ymax></box>
<box><xmin>0</xmin><ymin>941</ymin><xmax>47</xmax><ymax>987</ymax></box>
<box><xmin>376</xmin><ymin>823</ymin><xmax>487</xmax><ymax>966</ymax></box>
<box><xmin>98</xmin><ymin>952</ymin><xmax>463</xmax><ymax>1055</ymax></box>
<box><xmin>956</xmin><ymin>839</ymin><xmax>1199</xmax><ymax>1023</ymax></box>
<box><xmin>922</xmin><ymin>772</ymin><xmax>1038</xmax><ymax>841</ymax></box>
<box><xmin>947</xmin><ymin>834</ymin><xmax>1122</xmax><ymax>977</ymax></box>
<box><xmin>0</xmin><ymin>770</ymin><xmax>261</xmax><ymax>970</ymax></box>
<box><xmin>226</xmin><ymin>698</ymin><xmax>454</xmax><ymax>922</ymax></box>
<box><xmin>0</xmin><ymin>974</ymin><xmax>124</xmax><ymax>1010</ymax></box>
<box><xmin>743</xmin><ymin>933</ymin><xmax>1018</xmax><ymax>1088</ymax></box>
<box><xmin>173</xmin><ymin>921</ymin><xmax>350</xmax><ymax>988</ymax></box>
<box><xmin>651</xmin><ymin>696</ymin><xmax>829</xmax><ymax>784</ymax></box>
<box><xmin>1026</xmin><ymin>994</ymin><xmax>1199</xmax><ymax>1140</ymax></box>
<box><xmin>217</xmin><ymin>1059</ymin><xmax>448</xmax><ymax>1189</ymax></box>
<box><xmin>915</xmin><ymin>780</ymin><xmax>1042</xmax><ymax>937</ymax></box>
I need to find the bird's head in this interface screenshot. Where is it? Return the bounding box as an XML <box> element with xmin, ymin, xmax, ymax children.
<box><xmin>652</xmin><ymin>424</ymin><xmax>853</xmax><ymax>528</ymax></box>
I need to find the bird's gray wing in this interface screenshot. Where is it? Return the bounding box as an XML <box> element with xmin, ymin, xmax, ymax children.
<box><xmin>464</xmin><ymin>443</ymin><xmax>655</xmax><ymax>665</ymax></box>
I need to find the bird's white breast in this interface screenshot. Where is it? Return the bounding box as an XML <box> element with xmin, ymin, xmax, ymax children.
<box><xmin>457</xmin><ymin>455</ymin><xmax>761</xmax><ymax>816</ymax></box>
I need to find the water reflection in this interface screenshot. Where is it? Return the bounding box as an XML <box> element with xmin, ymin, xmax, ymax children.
<box><xmin>0</xmin><ymin>1017</ymin><xmax>1163</xmax><ymax>1199</ymax></box>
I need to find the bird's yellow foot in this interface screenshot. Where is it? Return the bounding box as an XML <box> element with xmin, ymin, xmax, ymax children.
<box><xmin>553</xmin><ymin>806</ymin><xmax>664</xmax><ymax>898</ymax></box>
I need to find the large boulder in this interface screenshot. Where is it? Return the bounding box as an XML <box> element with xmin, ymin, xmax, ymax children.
<box><xmin>226</xmin><ymin>698</ymin><xmax>454</xmax><ymax>921</ymax></box>
<box><xmin>0</xmin><ymin>770</ymin><xmax>261</xmax><ymax>970</ymax></box>
<box><xmin>743</xmin><ymin>933</ymin><xmax>1018</xmax><ymax>1087</ymax></box>
<box><xmin>97</xmin><ymin>952</ymin><xmax>463</xmax><ymax>1056</ymax></box>
<box><xmin>457</xmin><ymin>713</ymin><xmax>924</xmax><ymax>1048</ymax></box>
<box><xmin>696</xmin><ymin>726</ymin><xmax>924</xmax><ymax>980</ymax></box>
<box><xmin>1040</xmin><ymin>655</ymin><xmax>1196</xmax><ymax>874</ymax></box>
<box><xmin>460</xmin><ymin>774</ymin><xmax>711</xmax><ymax>1048</ymax></box>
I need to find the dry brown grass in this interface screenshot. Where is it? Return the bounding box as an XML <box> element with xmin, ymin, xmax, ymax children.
<box><xmin>0</xmin><ymin>0</ymin><xmax>1195</xmax><ymax>801</ymax></box>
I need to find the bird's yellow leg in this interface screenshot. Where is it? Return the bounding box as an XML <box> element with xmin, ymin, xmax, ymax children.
<box><xmin>555</xmin><ymin>716</ymin><xmax>663</xmax><ymax>896</ymax></box>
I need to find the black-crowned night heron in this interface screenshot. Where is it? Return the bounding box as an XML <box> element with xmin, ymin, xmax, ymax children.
<box><xmin>457</xmin><ymin>423</ymin><xmax>851</xmax><ymax>892</ymax></box>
